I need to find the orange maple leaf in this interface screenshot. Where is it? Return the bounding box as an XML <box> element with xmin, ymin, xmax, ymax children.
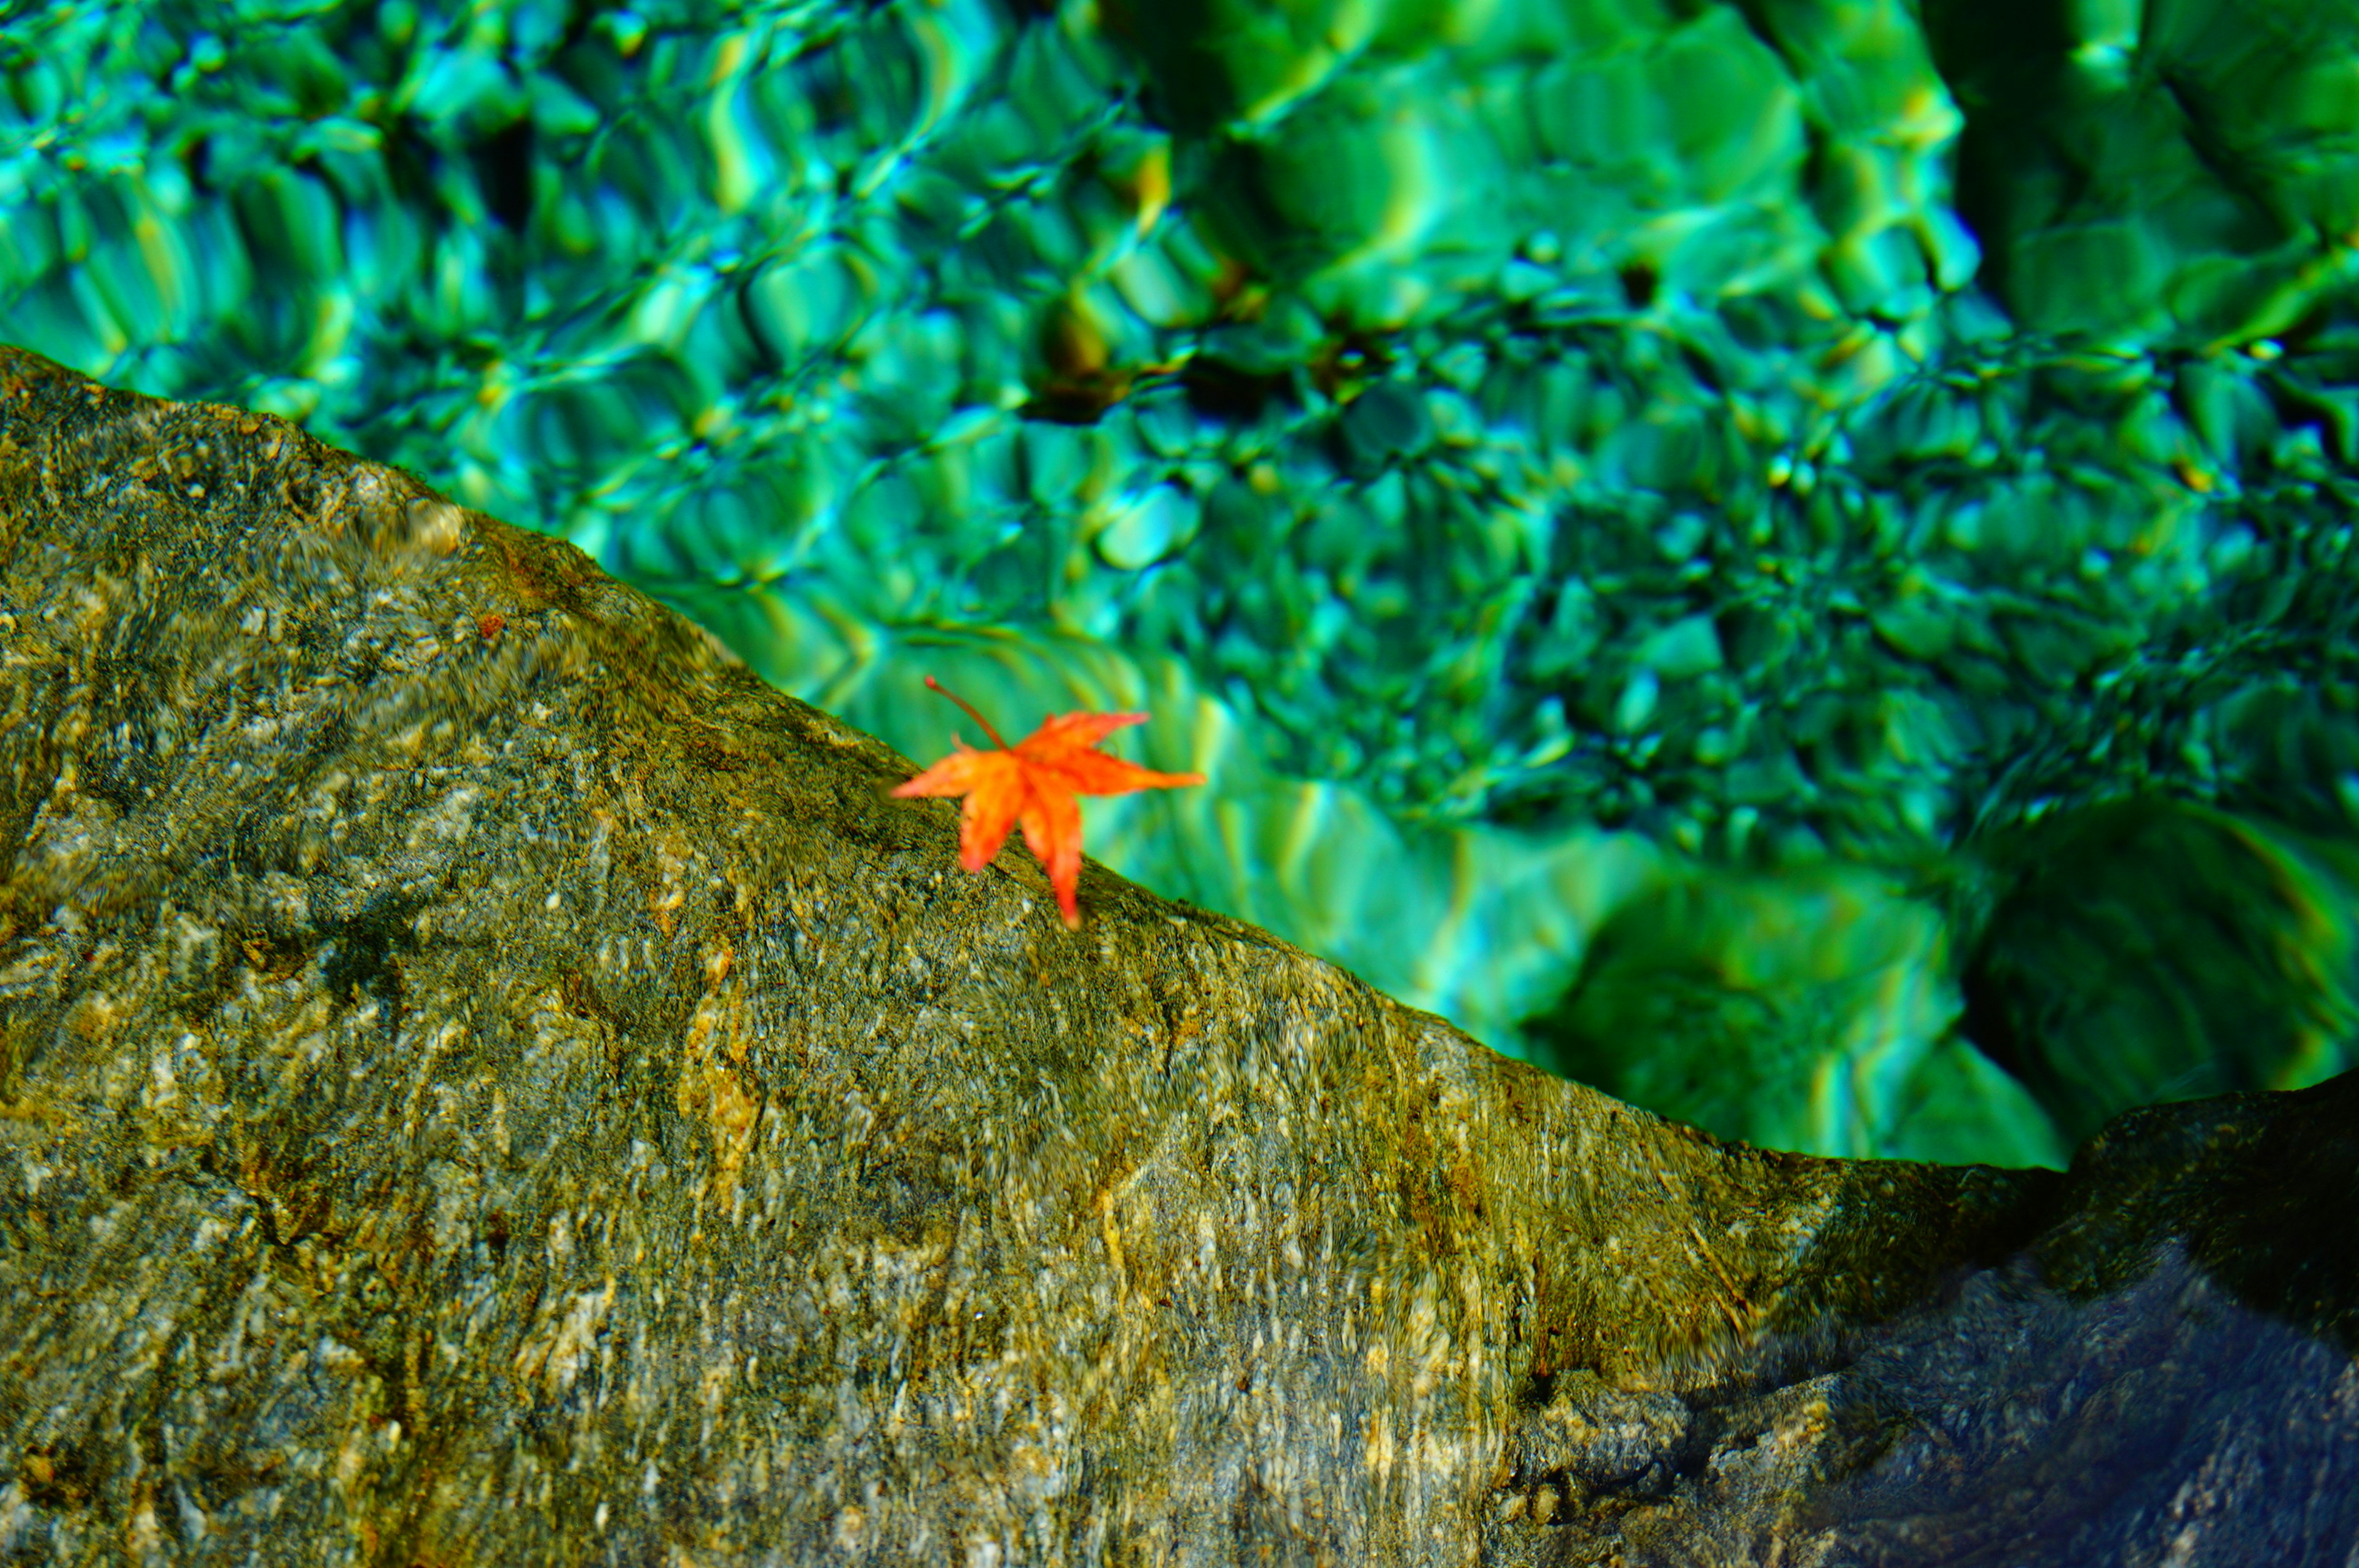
<box><xmin>889</xmin><ymin>675</ymin><xmax>1206</xmax><ymax>929</ymax></box>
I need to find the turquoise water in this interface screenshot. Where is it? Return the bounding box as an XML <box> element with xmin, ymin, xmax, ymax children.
<box><xmin>9</xmin><ymin>0</ymin><xmax>2359</xmax><ymax>1166</ymax></box>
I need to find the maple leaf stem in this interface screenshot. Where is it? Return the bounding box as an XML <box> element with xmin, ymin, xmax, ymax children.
<box><xmin>921</xmin><ymin>674</ymin><xmax>1012</xmax><ymax>750</ymax></box>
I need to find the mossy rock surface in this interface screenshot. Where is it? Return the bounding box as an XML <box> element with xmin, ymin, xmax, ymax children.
<box><xmin>2</xmin><ymin>348</ymin><xmax>2353</xmax><ymax>1562</ymax></box>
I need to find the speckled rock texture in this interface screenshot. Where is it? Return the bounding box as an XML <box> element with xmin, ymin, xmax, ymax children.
<box><xmin>1</xmin><ymin>342</ymin><xmax>2353</xmax><ymax>1565</ymax></box>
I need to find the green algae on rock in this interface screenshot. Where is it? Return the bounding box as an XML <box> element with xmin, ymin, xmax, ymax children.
<box><xmin>1521</xmin><ymin>859</ymin><xmax>2073</xmax><ymax>1168</ymax></box>
<box><xmin>1957</xmin><ymin>796</ymin><xmax>2359</xmax><ymax>1148</ymax></box>
<box><xmin>5</xmin><ymin>348</ymin><xmax>2358</xmax><ymax>1562</ymax></box>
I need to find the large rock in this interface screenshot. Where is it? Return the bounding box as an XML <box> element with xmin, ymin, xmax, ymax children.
<box><xmin>0</xmin><ymin>343</ymin><xmax>2352</xmax><ymax>1564</ymax></box>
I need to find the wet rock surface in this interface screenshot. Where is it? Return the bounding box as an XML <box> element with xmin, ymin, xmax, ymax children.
<box><xmin>1</xmin><ymin>344</ymin><xmax>2352</xmax><ymax>1563</ymax></box>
